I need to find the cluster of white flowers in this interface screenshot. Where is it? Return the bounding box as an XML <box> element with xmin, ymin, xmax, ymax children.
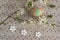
<box><xmin>20</xmin><ymin>15</ymin><xmax>47</xmax><ymax>25</ymax></box>
<box><xmin>9</xmin><ymin>26</ymin><xmax>41</xmax><ymax>38</ymax></box>
<box><xmin>38</xmin><ymin>15</ymin><xmax>47</xmax><ymax>24</ymax></box>
<box><xmin>28</xmin><ymin>17</ymin><xmax>36</xmax><ymax>24</ymax></box>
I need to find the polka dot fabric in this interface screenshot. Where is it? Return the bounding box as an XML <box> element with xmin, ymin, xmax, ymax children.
<box><xmin>0</xmin><ymin>0</ymin><xmax>60</xmax><ymax>40</ymax></box>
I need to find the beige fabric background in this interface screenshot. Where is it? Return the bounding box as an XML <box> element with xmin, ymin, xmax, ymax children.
<box><xmin>0</xmin><ymin>0</ymin><xmax>60</xmax><ymax>40</ymax></box>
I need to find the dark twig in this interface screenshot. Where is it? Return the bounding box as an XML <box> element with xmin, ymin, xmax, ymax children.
<box><xmin>0</xmin><ymin>10</ymin><xmax>19</xmax><ymax>25</ymax></box>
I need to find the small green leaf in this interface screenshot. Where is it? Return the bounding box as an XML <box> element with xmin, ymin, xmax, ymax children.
<box><xmin>47</xmin><ymin>14</ymin><xmax>53</xmax><ymax>18</ymax></box>
<box><xmin>13</xmin><ymin>17</ymin><xmax>19</xmax><ymax>21</ymax></box>
<box><xmin>51</xmin><ymin>23</ymin><xmax>55</xmax><ymax>26</ymax></box>
<box><xmin>48</xmin><ymin>4</ymin><xmax>56</xmax><ymax>8</ymax></box>
<box><xmin>42</xmin><ymin>0</ymin><xmax>44</xmax><ymax>1</ymax></box>
<box><xmin>27</xmin><ymin>1</ymin><xmax>32</xmax><ymax>8</ymax></box>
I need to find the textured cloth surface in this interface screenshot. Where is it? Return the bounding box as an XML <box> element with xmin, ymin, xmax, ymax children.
<box><xmin>0</xmin><ymin>0</ymin><xmax>60</xmax><ymax>40</ymax></box>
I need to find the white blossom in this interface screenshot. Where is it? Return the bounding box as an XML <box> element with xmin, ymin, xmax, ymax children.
<box><xmin>35</xmin><ymin>32</ymin><xmax>41</xmax><ymax>38</ymax></box>
<box><xmin>21</xmin><ymin>29</ymin><xmax>27</xmax><ymax>36</ymax></box>
<box><xmin>9</xmin><ymin>26</ymin><xmax>16</xmax><ymax>32</ymax></box>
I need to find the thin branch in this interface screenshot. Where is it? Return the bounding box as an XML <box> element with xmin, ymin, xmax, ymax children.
<box><xmin>0</xmin><ymin>10</ymin><xmax>19</xmax><ymax>25</ymax></box>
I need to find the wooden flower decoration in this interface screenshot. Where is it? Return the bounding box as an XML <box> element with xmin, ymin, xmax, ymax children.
<box><xmin>31</xmin><ymin>7</ymin><xmax>44</xmax><ymax>17</ymax></box>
